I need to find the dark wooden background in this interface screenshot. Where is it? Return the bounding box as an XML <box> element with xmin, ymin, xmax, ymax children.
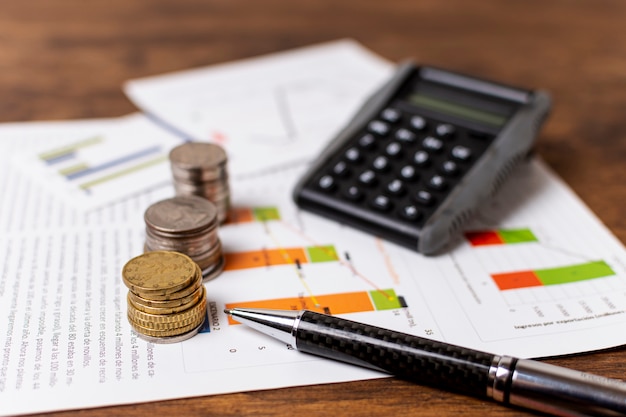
<box><xmin>2</xmin><ymin>1</ymin><xmax>625</xmax><ymax>416</ymax></box>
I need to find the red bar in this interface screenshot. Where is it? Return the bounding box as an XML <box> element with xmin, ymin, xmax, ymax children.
<box><xmin>465</xmin><ymin>231</ymin><xmax>504</xmax><ymax>246</ymax></box>
<box><xmin>492</xmin><ymin>271</ymin><xmax>542</xmax><ymax>290</ymax></box>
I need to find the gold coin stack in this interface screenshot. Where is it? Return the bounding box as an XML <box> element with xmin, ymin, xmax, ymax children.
<box><xmin>169</xmin><ymin>142</ymin><xmax>230</xmax><ymax>224</ymax></box>
<box><xmin>144</xmin><ymin>195</ymin><xmax>225</xmax><ymax>282</ymax></box>
<box><xmin>122</xmin><ymin>251</ymin><xmax>206</xmax><ymax>343</ymax></box>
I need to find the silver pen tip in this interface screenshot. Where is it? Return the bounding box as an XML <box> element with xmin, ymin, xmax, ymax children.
<box><xmin>223</xmin><ymin>308</ymin><xmax>233</xmax><ymax>315</ymax></box>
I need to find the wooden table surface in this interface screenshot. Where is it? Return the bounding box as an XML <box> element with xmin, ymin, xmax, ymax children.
<box><xmin>2</xmin><ymin>1</ymin><xmax>625</xmax><ymax>416</ymax></box>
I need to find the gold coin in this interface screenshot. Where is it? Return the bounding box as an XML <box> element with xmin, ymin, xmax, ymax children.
<box><xmin>132</xmin><ymin>263</ymin><xmax>202</xmax><ymax>301</ymax></box>
<box><xmin>128</xmin><ymin>312</ymin><xmax>204</xmax><ymax>331</ymax></box>
<box><xmin>129</xmin><ymin>315</ymin><xmax>205</xmax><ymax>338</ymax></box>
<box><xmin>127</xmin><ymin>296</ymin><xmax>207</xmax><ymax>329</ymax></box>
<box><xmin>128</xmin><ymin>286</ymin><xmax>205</xmax><ymax>315</ymax></box>
<box><xmin>122</xmin><ymin>251</ymin><xmax>197</xmax><ymax>295</ymax></box>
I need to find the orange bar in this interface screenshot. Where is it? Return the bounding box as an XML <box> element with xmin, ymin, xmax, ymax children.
<box><xmin>465</xmin><ymin>231</ymin><xmax>504</xmax><ymax>246</ymax></box>
<box><xmin>225</xmin><ymin>207</ymin><xmax>254</xmax><ymax>224</ymax></box>
<box><xmin>225</xmin><ymin>291</ymin><xmax>375</xmax><ymax>325</ymax></box>
<box><xmin>223</xmin><ymin>247</ymin><xmax>308</xmax><ymax>271</ymax></box>
<box><xmin>492</xmin><ymin>271</ymin><xmax>542</xmax><ymax>290</ymax></box>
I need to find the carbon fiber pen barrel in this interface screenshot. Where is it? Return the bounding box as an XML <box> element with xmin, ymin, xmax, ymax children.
<box><xmin>296</xmin><ymin>310</ymin><xmax>493</xmax><ymax>397</ymax></box>
<box><xmin>225</xmin><ymin>308</ymin><xmax>626</xmax><ymax>416</ymax></box>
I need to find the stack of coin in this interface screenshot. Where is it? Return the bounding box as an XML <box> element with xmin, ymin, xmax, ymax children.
<box><xmin>122</xmin><ymin>251</ymin><xmax>207</xmax><ymax>343</ymax></box>
<box><xmin>169</xmin><ymin>142</ymin><xmax>230</xmax><ymax>224</ymax></box>
<box><xmin>144</xmin><ymin>195</ymin><xmax>225</xmax><ymax>282</ymax></box>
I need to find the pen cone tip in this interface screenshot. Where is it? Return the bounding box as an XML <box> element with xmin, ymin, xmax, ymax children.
<box><xmin>224</xmin><ymin>308</ymin><xmax>233</xmax><ymax>315</ymax></box>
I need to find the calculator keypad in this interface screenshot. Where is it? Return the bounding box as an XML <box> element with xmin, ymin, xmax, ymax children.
<box><xmin>313</xmin><ymin>106</ymin><xmax>494</xmax><ymax>227</ymax></box>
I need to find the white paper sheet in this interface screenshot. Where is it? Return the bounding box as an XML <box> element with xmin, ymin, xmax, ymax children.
<box><xmin>2</xmin><ymin>41</ymin><xmax>626</xmax><ymax>416</ymax></box>
<box><xmin>6</xmin><ymin>114</ymin><xmax>183</xmax><ymax>211</ymax></box>
<box><xmin>124</xmin><ymin>39</ymin><xmax>394</xmax><ymax>177</ymax></box>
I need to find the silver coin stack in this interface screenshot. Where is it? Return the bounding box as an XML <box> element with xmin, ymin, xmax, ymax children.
<box><xmin>144</xmin><ymin>195</ymin><xmax>225</xmax><ymax>282</ymax></box>
<box><xmin>169</xmin><ymin>142</ymin><xmax>230</xmax><ymax>224</ymax></box>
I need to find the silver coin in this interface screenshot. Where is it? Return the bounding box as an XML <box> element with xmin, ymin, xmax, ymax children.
<box><xmin>202</xmin><ymin>255</ymin><xmax>225</xmax><ymax>282</ymax></box>
<box><xmin>144</xmin><ymin>195</ymin><xmax>217</xmax><ymax>234</ymax></box>
<box><xmin>169</xmin><ymin>142</ymin><xmax>227</xmax><ymax>177</ymax></box>
<box><xmin>143</xmin><ymin>225</ymin><xmax>217</xmax><ymax>243</ymax></box>
<box><xmin>171</xmin><ymin>164</ymin><xmax>227</xmax><ymax>183</ymax></box>
<box><xmin>144</xmin><ymin>238</ymin><xmax>216</xmax><ymax>259</ymax></box>
<box><xmin>173</xmin><ymin>180</ymin><xmax>229</xmax><ymax>196</ymax></box>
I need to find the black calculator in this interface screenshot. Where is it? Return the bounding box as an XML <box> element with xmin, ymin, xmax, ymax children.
<box><xmin>293</xmin><ymin>63</ymin><xmax>551</xmax><ymax>255</ymax></box>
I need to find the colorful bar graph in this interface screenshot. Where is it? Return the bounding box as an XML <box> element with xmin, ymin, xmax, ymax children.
<box><xmin>223</xmin><ymin>245</ymin><xmax>338</xmax><ymax>271</ymax></box>
<box><xmin>38</xmin><ymin>136</ymin><xmax>103</xmax><ymax>165</ymax></box>
<box><xmin>492</xmin><ymin>260</ymin><xmax>615</xmax><ymax>291</ymax></box>
<box><xmin>225</xmin><ymin>288</ymin><xmax>405</xmax><ymax>325</ymax></box>
<box><xmin>226</xmin><ymin>206</ymin><xmax>281</xmax><ymax>224</ymax></box>
<box><xmin>61</xmin><ymin>145</ymin><xmax>162</xmax><ymax>180</ymax></box>
<box><xmin>466</xmin><ymin>228</ymin><xmax>538</xmax><ymax>246</ymax></box>
<box><xmin>78</xmin><ymin>155</ymin><xmax>168</xmax><ymax>191</ymax></box>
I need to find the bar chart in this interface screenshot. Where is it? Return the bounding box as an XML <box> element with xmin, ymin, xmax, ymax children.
<box><xmin>465</xmin><ymin>228</ymin><xmax>539</xmax><ymax>246</ymax></box>
<box><xmin>224</xmin><ymin>288</ymin><xmax>405</xmax><ymax>324</ymax></box>
<box><xmin>226</xmin><ymin>206</ymin><xmax>281</xmax><ymax>224</ymax></box>
<box><xmin>492</xmin><ymin>260</ymin><xmax>616</xmax><ymax>291</ymax></box>
<box><xmin>22</xmin><ymin>115</ymin><xmax>182</xmax><ymax>209</ymax></box>
<box><xmin>223</xmin><ymin>245</ymin><xmax>339</xmax><ymax>271</ymax></box>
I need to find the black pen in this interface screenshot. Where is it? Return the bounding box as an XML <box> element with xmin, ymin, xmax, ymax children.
<box><xmin>224</xmin><ymin>307</ymin><xmax>626</xmax><ymax>417</ymax></box>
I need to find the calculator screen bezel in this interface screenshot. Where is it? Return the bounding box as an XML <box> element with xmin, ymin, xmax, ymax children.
<box><xmin>395</xmin><ymin>68</ymin><xmax>527</xmax><ymax>136</ymax></box>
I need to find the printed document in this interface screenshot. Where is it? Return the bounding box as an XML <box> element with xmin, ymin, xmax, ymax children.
<box><xmin>2</xmin><ymin>40</ymin><xmax>626</xmax><ymax>416</ymax></box>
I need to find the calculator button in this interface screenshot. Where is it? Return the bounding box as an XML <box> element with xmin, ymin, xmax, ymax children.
<box><xmin>371</xmin><ymin>195</ymin><xmax>392</xmax><ymax>211</ymax></box>
<box><xmin>333</xmin><ymin>161</ymin><xmax>350</xmax><ymax>176</ymax></box>
<box><xmin>386</xmin><ymin>179</ymin><xmax>406</xmax><ymax>196</ymax></box>
<box><xmin>414</xmin><ymin>190</ymin><xmax>435</xmax><ymax>206</ymax></box>
<box><xmin>410</xmin><ymin>116</ymin><xmax>427</xmax><ymax>131</ymax></box>
<box><xmin>413</xmin><ymin>150</ymin><xmax>430</xmax><ymax>166</ymax></box>
<box><xmin>372</xmin><ymin>155</ymin><xmax>390</xmax><ymax>171</ymax></box>
<box><xmin>358</xmin><ymin>133</ymin><xmax>376</xmax><ymax>149</ymax></box>
<box><xmin>399</xmin><ymin>204</ymin><xmax>422</xmax><ymax>221</ymax></box>
<box><xmin>395</xmin><ymin>128</ymin><xmax>416</xmax><ymax>143</ymax></box>
<box><xmin>318</xmin><ymin>175</ymin><xmax>336</xmax><ymax>191</ymax></box>
<box><xmin>343</xmin><ymin>185</ymin><xmax>364</xmax><ymax>201</ymax></box>
<box><xmin>399</xmin><ymin>165</ymin><xmax>418</xmax><ymax>181</ymax></box>
<box><xmin>358</xmin><ymin>170</ymin><xmax>377</xmax><ymax>186</ymax></box>
<box><xmin>435</xmin><ymin>123</ymin><xmax>456</xmax><ymax>138</ymax></box>
<box><xmin>380</xmin><ymin>108</ymin><xmax>401</xmax><ymax>123</ymax></box>
<box><xmin>451</xmin><ymin>145</ymin><xmax>472</xmax><ymax>161</ymax></box>
<box><xmin>345</xmin><ymin>147</ymin><xmax>362</xmax><ymax>162</ymax></box>
<box><xmin>422</xmin><ymin>136</ymin><xmax>444</xmax><ymax>152</ymax></box>
<box><xmin>427</xmin><ymin>175</ymin><xmax>448</xmax><ymax>191</ymax></box>
<box><xmin>439</xmin><ymin>160</ymin><xmax>459</xmax><ymax>176</ymax></box>
<box><xmin>385</xmin><ymin>142</ymin><xmax>402</xmax><ymax>157</ymax></box>
<box><xmin>368</xmin><ymin>120</ymin><xmax>390</xmax><ymax>136</ymax></box>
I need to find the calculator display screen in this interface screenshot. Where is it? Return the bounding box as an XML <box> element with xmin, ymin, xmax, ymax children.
<box><xmin>403</xmin><ymin>80</ymin><xmax>519</xmax><ymax>132</ymax></box>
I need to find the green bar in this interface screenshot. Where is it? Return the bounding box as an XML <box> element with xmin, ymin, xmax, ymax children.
<box><xmin>305</xmin><ymin>245</ymin><xmax>338</xmax><ymax>263</ymax></box>
<box><xmin>253</xmin><ymin>207</ymin><xmax>281</xmax><ymax>221</ymax></box>
<box><xmin>498</xmin><ymin>228</ymin><xmax>538</xmax><ymax>244</ymax></box>
<box><xmin>38</xmin><ymin>136</ymin><xmax>103</xmax><ymax>161</ymax></box>
<box><xmin>536</xmin><ymin>260</ymin><xmax>615</xmax><ymax>286</ymax></box>
<box><xmin>59</xmin><ymin>163</ymin><xmax>89</xmax><ymax>176</ymax></box>
<box><xmin>79</xmin><ymin>155</ymin><xmax>167</xmax><ymax>190</ymax></box>
<box><xmin>369</xmin><ymin>289</ymin><xmax>402</xmax><ymax>310</ymax></box>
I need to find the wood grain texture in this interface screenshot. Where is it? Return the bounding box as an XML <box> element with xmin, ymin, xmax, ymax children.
<box><xmin>2</xmin><ymin>1</ymin><xmax>625</xmax><ymax>415</ymax></box>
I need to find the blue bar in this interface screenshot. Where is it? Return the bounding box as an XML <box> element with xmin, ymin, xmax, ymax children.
<box><xmin>65</xmin><ymin>145</ymin><xmax>162</xmax><ymax>180</ymax></box>
<box><xmin>44</xmin><ymin>152</ymin><xmax>76</xmax><ymax>165</ymax></box>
